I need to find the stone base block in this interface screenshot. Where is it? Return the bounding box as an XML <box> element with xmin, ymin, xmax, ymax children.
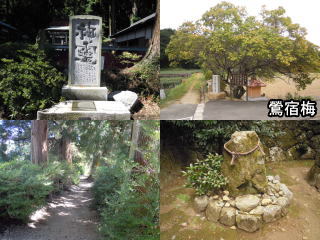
<box><xmin>37</xmin><ymin>101</ymin><xmax>130</xmax><ymax>120</ymax></box>
<box><xmin>62</xmin><ymin>85</ymin><xmax>108</xmax><ymax>100</ymax></box>
<box><xmin>207</xmin><ymin>92</ymin><xmax>226</xmax><ymax>100</ymax></box>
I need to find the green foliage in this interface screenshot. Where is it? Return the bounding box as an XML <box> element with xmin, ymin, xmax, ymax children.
<box><xmin>118</xmin><ymin>51</ymin><xmax>141</xmax><ymax>67</ymax></box>
<box><xmin>43</xmin><ymin>161</ymin><xmax>80</xmax><ymax>193</ymax></box>
<box><xmin>92</xmin><ymin>159</ymin><xmax>159</xmax><ymax>240</ymax></box>
<box><xmin>284</xmin><ymin>92</ymin><xmax>314</xmax><ymax>101</ymax></box>
<box><xmin>0</xmin><ymin>160</ymin><xmax>80</xmax><ymax>222</ymax></box>
<box><xmin>92</xmin><ymin>121</ymin><xmax>160</xmax><ymax>240</ymax></box>
<box><xmin>160</xmin><ymin>28</ymin><xmax>175</xmax><ymax>68</ymax></box>
<box><xmin>0</xmin><ymin>161</ymin><xmax>52</xmax><ymax>221</ymax></box>
<box><xmin>0</xmin><ymin>43</ymin><xmax>66</xmax><ymax>119</ymax></box>
<box><xmin>131</xmin><ymin>55</ymin><xmax>160</xmax><ymax>96</ymax></box>
<box><xmin>92</xmin><ymin>165</ymin><xmax>123</xmax><ymax>209</ymax></box>
<box><xmin>161</xmin><ymin>121</ymin><xmax>282</xmax><ymax>154</ymax></box>
<box><xmin>182</xmin><ymin>154</ymin><xmax>228</xmax><ymax>196</ymax></box>
<box><xmin>166</xmin><ymin>2</ymin><xmax>320</xmax><ymax>89</ymax></box>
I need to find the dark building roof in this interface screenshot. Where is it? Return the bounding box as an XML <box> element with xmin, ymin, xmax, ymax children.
<box><xmin>0</xmin><ymin>21</ymin><xmax>18</xmax><ymax>31</ymax></box>
<box><xmin>111</xmin><ymin>13</ymin><xmax>156</xmax><ymax>38</ymax></box>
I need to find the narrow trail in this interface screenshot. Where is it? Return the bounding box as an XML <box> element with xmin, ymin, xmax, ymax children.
<box><xmin>174</xmin><ymin>73</ymin><xmax>201</xmax><ymax>104</ymax></box>
<box><xmin>0</xmin><ymin>177</ymin><xmax>100</xmax><ymax>240</ymax></box>
<box><xmin>161</xmin><ymin>161</ymin><xmax>320</xmax><ymax>240</ymax></box>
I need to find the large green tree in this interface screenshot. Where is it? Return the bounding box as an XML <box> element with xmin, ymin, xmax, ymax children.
<box><xmin>160</xmin><ymin>28</ymin><xmax>175</xmax><ymax>68</ymax></box>
<box><xmin>166</xmin><ymin>2</ymin><xmax>320</xmax><ymax>91</ymax></box>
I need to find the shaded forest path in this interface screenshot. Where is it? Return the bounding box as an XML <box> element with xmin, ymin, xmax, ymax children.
<box><xmin>160</xmin><ymin>160</ymin><xmax>320</xmax><ymax>240</ymax></box>
<box><xmin>0</xmin><ymin>177</ymin><xmax>100</xmax><ymax>240</ymax></box>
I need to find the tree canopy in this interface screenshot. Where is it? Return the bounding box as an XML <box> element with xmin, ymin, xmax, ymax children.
<box><xmin>166</xmin><ymin>1</ymin><xmax>320</xmax><ymax>89</ymax></box>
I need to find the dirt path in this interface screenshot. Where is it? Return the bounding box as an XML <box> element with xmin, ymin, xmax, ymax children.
<box><xmin>0</xmin><ymin>177</ymin><xmax>100</xmax><ymax>240</ymax></box>
<box><xmin>160</xmin><ymin>161</ymin><xmax>320</xmax><ymax>240</ymax></box>
<box><xmin>175</xmin><ymin>81</ymin><xmax>199</xmax><ymax>104</ymax></box>
<box><xmin>172</xmin><ymin>73</ymin><xmax>202</xmax><ymax>105</ymax></box>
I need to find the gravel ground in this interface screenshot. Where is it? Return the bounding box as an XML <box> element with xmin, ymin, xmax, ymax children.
<box><xmin>0</xmin><ymin>178</ymin><xmax>100</xmax><ymax>240</ymax></box>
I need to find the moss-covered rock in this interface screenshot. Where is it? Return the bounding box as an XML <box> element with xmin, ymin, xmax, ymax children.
<box><xmin>222</xmin><ymin>131</ymin><xmax>267</xmax><ymax>197</ymax></box>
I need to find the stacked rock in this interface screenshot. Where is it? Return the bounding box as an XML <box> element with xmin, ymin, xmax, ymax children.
<box><xmin>194</xmin><ymin>175</ymin><xmax>293</xmax><ymax>232</ymax></box>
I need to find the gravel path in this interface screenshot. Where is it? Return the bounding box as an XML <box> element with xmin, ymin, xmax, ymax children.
<box><xmin>0</xmin><ymin>178</ymin><xmax>100</xmax><ymax>240</ymax></box>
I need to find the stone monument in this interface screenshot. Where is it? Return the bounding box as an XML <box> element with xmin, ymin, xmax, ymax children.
<box><xmin>62</xmin><ymin>15</ymin><xmax>108</xmax><ymax>100</ymax></box>
<box><xmin>37</xmin><ymin>15</ymin><xmax>131</xmax><ymax>120</ymax></box>
<box><xmin>222</xmin><ymin>131</ymin><xmax>267</xmax><ymax>196</ymax></box>
<box><xmin>192</xmin><ymin>131</ymin><xmax>293</xmax><ymax>232</ymax></box>
<box><xmin>212</xmin><ymin>75</ymin><xmax>220</xmax><ymax>93</ymax></box>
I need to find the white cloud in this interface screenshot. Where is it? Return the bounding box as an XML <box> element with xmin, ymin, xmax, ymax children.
<box><xmin>161</xmin><ymin>0</ymin><xmax>320</xmax><ymax>45</ymax></box>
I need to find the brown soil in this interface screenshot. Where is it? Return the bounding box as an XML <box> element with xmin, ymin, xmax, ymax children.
<box><xmin>160</xmin><ymin>161</ymin><xmax>320</xmax><ymax>240</ymax></box>
<box><xmin>174</xmin><ymin>75</ymin><xmax>201</xmax><ymax>105</ymax></box>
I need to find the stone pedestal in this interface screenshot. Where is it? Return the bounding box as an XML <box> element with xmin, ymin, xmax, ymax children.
<box><xmin>62</xmin><ymin>86</ymin><xmax>108</xmax><ymax>100</ymax></box>
<box><xmin>37</xmin><ymin>101</ymin><xmax>130</xmax><ymax>120</ymax></box>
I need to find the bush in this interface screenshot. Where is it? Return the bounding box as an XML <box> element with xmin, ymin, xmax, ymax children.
<box><xmin>91</xmin><ymin>166</ymin><xmax>122</xmax><ymax>209</ymax></box>
<box><xmin>0</xmin><ymin>161</ymin><xmax>80</xmax><ymax>222</ymax></box>
<box><xmin>182</xmin><ymin>154</ymin><xmax>228</xmax><ymax>196</ymax></box>
<box><xmin>0</xmin><ymin>161</ymin><xmax>52</xmax><ymax>221</ymax></box>
<box><xmin>130</xmin><ymin>56</ymin><xmax>160</xmax><ymax>96</ymax></box>
<box><xmin>43</xmin><ymin>161</ymin><xmax>80</xmax><ymax>193</ymax></box>
<box><xmin>0</xmin><ymin>42</ymin><xmax>66</xmax><ymax>119</ymax></box>
<box><xmin>92</xmin><ymin>161</ymin><xmax>159</xmax><ymax>240</ymax></box>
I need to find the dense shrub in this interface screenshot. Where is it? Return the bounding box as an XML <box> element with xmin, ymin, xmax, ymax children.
<box><xmin>182</xmin><ymin>154</ymin><xmax>228</xmax><ymax>196</ymax></box>
<box><xmin>0</xmin><ymin>161</ymin><xmax>80</xmax><ymax>222</ymax></box>
<box><xmin>131</xmin><ymin>56</ymin><xmax>159</xmax><ymax>96</ymax></box>
<box><xmin>92</xmin><ymin>166</ymin><xmax>122</xmax><ymax>209</ymax></box>
<box><xmin>105</xmin><ymin>55</ymin><xmax>159</xmax><ymax>97</ymax></box>
<box><xmin>0</xmin><ymin>42</ymin><xmax>66</xmax><ymax>119</ymax></box>
<box><xmin>0</xmin><ymin>161</ymin><xmax>52</xmax><ymax>221</ymax></box>
<box><xmin>92</xmin><ymin>160</ymin><xmax>159</xmax><ymax>240</ymax></box>
<box><xmin>43</xmin><ymin>161</ymin><xmax>80</xmax><ymax>193</ymax></box>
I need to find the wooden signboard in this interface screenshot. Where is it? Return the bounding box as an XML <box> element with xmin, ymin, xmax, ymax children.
<box><xmin>230</xmin><ymin>74</ymin><xmax>248</xmax><ymax>101</ymax></box>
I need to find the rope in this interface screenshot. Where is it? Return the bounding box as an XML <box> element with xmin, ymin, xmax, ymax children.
<box><xmin>224</xmin><ymin>139</ymin><xmax>264</xmax><ymax>165</ymax></box>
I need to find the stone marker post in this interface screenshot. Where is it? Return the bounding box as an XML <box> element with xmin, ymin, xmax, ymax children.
<box><xmin>212</xmin><ymin>75</ymin><xmax>220</xmax><ymax>93</ymax></box>
<box><xmin>62</xmin><ymin>15</ymin><xmax>108</xmax><ymax>100</ymax></box>
<box><xmin>69</xmin><ymin>15</ymin><xmax>101</xmax><ymax>86</ymax></box>
<box><xmin>222</xmin><ymin>131</ymin><xmax>267</xmax><ymax>196</ymax></box>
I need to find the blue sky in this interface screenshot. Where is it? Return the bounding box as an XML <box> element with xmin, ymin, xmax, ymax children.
<box><xmin>161</xmin><ymin>0</ymin><xmax>320</xmax><ymax>45</ymax></box>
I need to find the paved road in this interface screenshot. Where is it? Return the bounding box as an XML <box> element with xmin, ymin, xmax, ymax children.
<box><xmin>204</xmin><ymin>100</ymin><xmax>270</xmax><ymax>120</ymax></box>
<box><xmin>204</xmin><ymin>100</ymin><xmax>319</xmax><ymax>120</ymax></box>
<box><xmin>160</xmin><ymin>100</ymin><xmax>320</xmax><ymax>120</ymax></box>
<box><xmin>160</xmin><ymin>104</ymin><xmax>197</xmax><ymax>120</ymax></box>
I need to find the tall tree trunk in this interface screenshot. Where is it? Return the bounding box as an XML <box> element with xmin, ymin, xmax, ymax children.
<box><xmin>129</xmin><ymin>120</ymin><xmax>140</xmax><ymax>161</ymax></box>
<box><xmin>61</xmin><ymin>136</ymin><xmax>72</xmax><ymax>164</ymax></box>
<box><xmin>31</xmin><ymin>120</ymin><xmax>48</xmax><ymax>165</ymax></box>
<box><xmin>143</xmin><ymin>0</ymin><xmax>159</xmax><ymax>60</ymax></box>
<box><xmin>109</xmin><ymin>0</ymin><xmax>115</xmax><ymax>36</ymax></box>
<box><xmin>130</xmin><ymin>0</ymin><xmax>138</xmax><ymax>24</ymax></box>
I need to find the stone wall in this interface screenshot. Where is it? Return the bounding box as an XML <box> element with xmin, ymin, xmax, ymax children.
<box><xmin>194</xmin><ymin>175</ymin><xmax>293</xmax><ymax>232</ymax></box>
<box><xmin>261</xmin><ymin>121</ymin><xmax>319</xmax><ymax>162</ymax></box>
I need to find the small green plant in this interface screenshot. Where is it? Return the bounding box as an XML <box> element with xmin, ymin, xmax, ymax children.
<box><xmin>182</xmin><ymin>154</ymin><xmax>228</xmax><ymax>196</ymax></box>
<box><xmin>118</xmin><ymin>51</ymin><xmax>141</xmax><ymax>67</ymax></box>
<box><xmin>284</xmin><ymin>92</ymin><xmax>314</xmax><ymax>100</ymax></box>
